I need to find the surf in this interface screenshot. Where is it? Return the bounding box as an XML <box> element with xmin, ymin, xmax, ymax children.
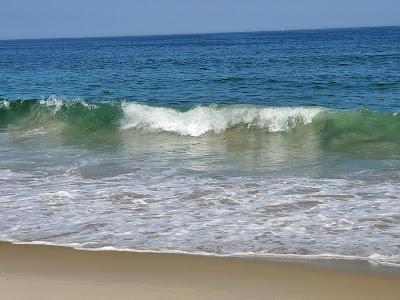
<box><xmin>1</xmin><ymin>98</ymin><xmax>400</xmax><ymax>155</ymax></box>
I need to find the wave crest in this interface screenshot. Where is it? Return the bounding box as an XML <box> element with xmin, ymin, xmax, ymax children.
<box><xmin>1</xmin><ymin>98</ymin><xmax>400</xmax><ymax>155</ymax></box>
<box><xmin>121</xmin><ymin>103</ymin><xmax>322</xmax><ymax>136</ymax></box>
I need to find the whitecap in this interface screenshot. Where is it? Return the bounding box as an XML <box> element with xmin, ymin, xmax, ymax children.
<box><xmin>121</xmin><ymin>103</ymin><xmax>323</xmax><ymax>136</ymax></box>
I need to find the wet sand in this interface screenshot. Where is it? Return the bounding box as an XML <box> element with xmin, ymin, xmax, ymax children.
<box><xmin>0</xmin><ymin>241</ymin><xmax>399</xmax><ymax>299</ymax></box>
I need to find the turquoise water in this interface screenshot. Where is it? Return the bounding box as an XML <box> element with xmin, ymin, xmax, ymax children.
<box><xmin>0</xmin><ymin>27</ymin><xmax>400</xmax><ymax>265</ymax></box>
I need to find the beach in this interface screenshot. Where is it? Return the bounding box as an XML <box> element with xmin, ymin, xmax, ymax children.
<box><xmin>0</xmin><ymin>241</ymin><xmax>399</xmax><ymax>300</ymax></box>
<box><xmin>2</xmin><ymin>29</ymin><xmax>400</xmax><ymax>265</ymax></box>
<box><xmin>1</xmin><ymin>27</ymin><xmax>400</xmax><ymax>299</ymax></box>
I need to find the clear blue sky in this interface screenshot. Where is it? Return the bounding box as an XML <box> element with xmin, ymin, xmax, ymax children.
<box><xmin>1</xmin><ymin>0</ymin><xmax>399</xmax><ymax>39</ymax></box>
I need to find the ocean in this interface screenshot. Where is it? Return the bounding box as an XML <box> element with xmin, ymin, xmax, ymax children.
<box><xmin>0</xmin><ymin>27</ymin><xmax>399</xmax><ymax>266</ymax></box>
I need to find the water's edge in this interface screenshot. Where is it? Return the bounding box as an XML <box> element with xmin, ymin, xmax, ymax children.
<box><xmin>2</xmin><ymin>238</ymin><xmax>399</xmax><ymax>274</ymax></box>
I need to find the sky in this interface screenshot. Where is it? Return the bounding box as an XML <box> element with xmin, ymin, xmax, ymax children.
<box><xmin>0</xmin><ymin>0</ymin><xmax>399</xmax><ymax>39</ymax></box>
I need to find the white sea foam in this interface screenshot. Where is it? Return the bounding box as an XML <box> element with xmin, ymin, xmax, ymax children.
<box><xmin>39</xmin><ymin>96</ymin><xmax>65</xmax><ymax>112</ymax></box>
<box><xmin>368</xmin><ymin>254</ymin><xmax>400</xmax><ymax>267</ymax></box>
<box><xmin>38</xmin><ymin>96</ymin><xmax>96</xmax><ymax>112</ymax></box>
<box><xmin>53</xmin><ymin>191</ymin><xmax>76</xmax><ymax>199</ymax></box>
<box><xmin>0</xmin><ymin>100</ymin><xmax>10</xmax><ymax>109</ymax></box>
<box><xmin>2</xmin><ymin>239</ymin><xmax>399</xmax><ymax>269</ymax></box>
<box><xmin>121</xmin><ymin>103</ymin><xmax>323</xmax><ymax>136</ymax></box>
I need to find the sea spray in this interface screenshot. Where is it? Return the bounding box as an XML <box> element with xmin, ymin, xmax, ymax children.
<box><xmin>121</xmin><ymin>102</ymin><xmax>322</xmax><ymax>136</ymax></box>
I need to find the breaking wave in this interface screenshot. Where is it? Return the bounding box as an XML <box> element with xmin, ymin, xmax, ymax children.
<box><xmin>1</xmin><ymin>98</ymin><xmax>400</xmax><ymax>153</ymax></box>
<box><xmin>121</xmin><ymin>102</ymin><xmax>321</xmax><ymax>136</ymax></box>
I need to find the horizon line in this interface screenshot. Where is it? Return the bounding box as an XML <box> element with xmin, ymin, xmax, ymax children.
<box><xmin>1</xmin><ymin>24</ymin><xmax>399</xmax><ymax>42</ymax></box>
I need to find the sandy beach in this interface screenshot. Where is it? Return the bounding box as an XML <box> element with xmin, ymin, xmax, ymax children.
<box><xmin>0</xmin><ymin>242</ymin><xmax>399</xmax><ymax>299</ymax></box>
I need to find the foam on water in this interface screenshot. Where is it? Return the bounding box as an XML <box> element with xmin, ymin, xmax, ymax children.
<box><xmin>0</xmin><ymin>100</ymin><xmax>10</xmax><ymax>109</ymax></box>
<box><xmin>38</xmin><ymin>96</ymin><xmax>97</xmax><ymax>112</ymax></box>
<box><xmin>1</xmin><ymin>155</ymin><xmax>400</xmax><ymax>267</ymax></box>
<box><xmin>39</xmin><ymin>96</ymin><xmax>65</xmax><ymax>112</ymax></box>
<box><xmin>1</xmin><ymin>238</ymin><xmax>399</xmax><ymax>268</ymax></box>
<box><xmin>1</xmin><ymin>98</ymin><xmax>400</xmax><ymax>155</ymax></box>
<box><xmin>121</xmin><ymin>102</ymin><xmax>323</xmax><ymax>136</ymax></box>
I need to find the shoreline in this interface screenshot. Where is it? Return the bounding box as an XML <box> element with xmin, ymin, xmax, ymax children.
<box><xmin>1</xmin><ymin>241</ymin><xmax>399</xmax><ymax>299</ymax></box>
<box><xmin>5</xmin><ymin>239</ymin><xmax>400</xmax><ymax>274</ymax></box>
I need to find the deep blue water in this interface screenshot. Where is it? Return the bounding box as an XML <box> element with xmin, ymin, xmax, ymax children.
<box><xmin>1</xmin><ymin>26</ymin><xmax>399</xmax><ymax>110</ymax></box>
